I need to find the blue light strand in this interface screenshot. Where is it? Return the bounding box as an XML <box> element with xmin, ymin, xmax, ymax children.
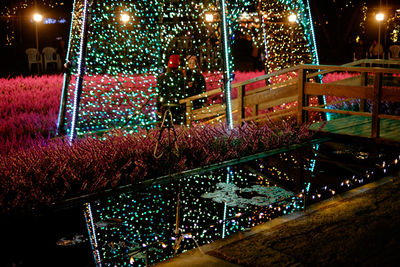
<box><xmin>57</xmin><ymin>0</ymin><xmax>77</xmax><ymax>135</ymax></box>
<box><xmin>222</xmin><ymin>166</ymin><xmax>231</xmax><ymax>239</ymax></box>
<box><xmin>305</xmin><ymin>0</ymin><xmax>330</xmax><ymax>121</ymax></box>
<box><xmin>220</xmin><ymin>0</ymin><xmax>233</xmax><ymax>129</ymax></box>
<box><xmin>85</xmin><ymin>203</ymin><xmax>102</xmax><ymax>267</ymax></box>
<box><xmin>69</xmin><ymin>0</ymin><xmax>89</xmax><ymax>143</ymax></box>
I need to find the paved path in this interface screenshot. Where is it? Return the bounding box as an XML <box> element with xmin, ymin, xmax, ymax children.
<box><xmin>156</xmin><ymin>172</ymin><xmax>400</xmax><ymax>266</ymax></box>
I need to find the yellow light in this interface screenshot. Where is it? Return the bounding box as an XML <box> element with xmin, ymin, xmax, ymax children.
<box><xmin>205</xmin><ymin>13</ymin><xmax>214</xmax><ymax>22</ymax></box>
<box><xmin>288</xmin><ymin>14</ymin><xmax>297</xmax><ymax>23</ymax></box>
<box><xmin>33</xmin><ymin>13</ymin><xmax>43</xmax><ymax>22</ymax></box>
<box><xmin>121</xmin><ymin>13</ymin><xmax>130</xmax><ymax>23</ymax></box>
<box><xmin>376</xmin><ymin>13</ymin><xmax>384</xmax><ymax>21</ymax></box>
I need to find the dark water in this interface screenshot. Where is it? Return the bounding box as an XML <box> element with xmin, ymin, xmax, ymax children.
<box><xmin>1</xmin><ymin>137</ymin><xmax>399</xmax><ymax>267</ymax></box>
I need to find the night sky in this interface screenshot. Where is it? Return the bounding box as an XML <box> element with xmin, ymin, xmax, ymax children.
<box><xmin>0</xmin><ymin>0</ymin><xmax>399</xmax><ymax>76</ymax></box>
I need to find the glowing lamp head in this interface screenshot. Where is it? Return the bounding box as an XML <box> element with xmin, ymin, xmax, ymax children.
<box><xmin>376</xmin><ymin>13</ymin><xmax>384</xmax><ymax>21</ymax></box>
<box><xmin>121</xmin><ymin>13</ymin><xmax>130</xmax><ymax>23</ymax></box>
<box><xmin>205</xmin><ymin>13</ymin><xmax>214</xmax><ymax>22</ymax></box>
<box><xmin>288</xmin><ymin>14</ymin><xmax>297</xmax><ymax>23</ymax></box>
<box><xmin>33</xmin><ymin>13</ymin><xmax>43</xmax><ymax>22</ymax></box>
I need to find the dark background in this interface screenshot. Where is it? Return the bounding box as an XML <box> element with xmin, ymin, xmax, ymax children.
<box><xmin>0</xmin><ymin>0</ymin><xmax>399</xmax><ymax>77</ymax></box>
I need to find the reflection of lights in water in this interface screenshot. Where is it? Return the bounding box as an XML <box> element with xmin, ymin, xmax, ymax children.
<box><xmin>84</xmin><ymin>145</ymin><xmax>400</xmax><ymax>266</ymax></box>
<box><xmin>87</xmin><ymin>166</ymin><xmax>299</xmax><ymax>266</ymax></box>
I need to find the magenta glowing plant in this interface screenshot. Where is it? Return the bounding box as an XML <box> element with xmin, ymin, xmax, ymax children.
<box><xmin>0</xmin><ymin>121</ymin><xmax>313</xmax><ymax>213</ymax></box>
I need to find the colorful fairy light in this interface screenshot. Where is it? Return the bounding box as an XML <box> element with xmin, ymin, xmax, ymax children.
<box><xmin>58</xmin><ymin>0</ymin><xmax>253</xmax><ymax>137</ymax></box>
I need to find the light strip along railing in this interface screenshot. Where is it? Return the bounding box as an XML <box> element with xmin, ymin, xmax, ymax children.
<box><xmin>298</xmin><ymin>63</ymin><xmax>400</xmax><ymax>139</ymax></box>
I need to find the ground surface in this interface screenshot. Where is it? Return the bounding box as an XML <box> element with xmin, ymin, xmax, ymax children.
<box><xmin>156</xmin><ymin>172</ymin><xmax>400</xmax><ymax>266</ymax></box>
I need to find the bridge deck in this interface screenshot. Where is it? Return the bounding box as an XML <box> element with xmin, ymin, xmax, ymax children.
<box><xmin>310</xmin><ymin>116</ymin><xmax>400</xmax><ymax>142</ymax></box>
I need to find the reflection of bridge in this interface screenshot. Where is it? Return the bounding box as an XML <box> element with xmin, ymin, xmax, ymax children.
<box><xmin>180</xmin><ymin>59</ymin><xmax>400</xmax><ymax>143</ymax></box>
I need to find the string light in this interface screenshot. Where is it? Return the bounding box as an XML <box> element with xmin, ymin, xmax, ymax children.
<box><xmin>59</xmin><ymin>0</ymin><xmax>252</xmax><ymax>136</ymax></box>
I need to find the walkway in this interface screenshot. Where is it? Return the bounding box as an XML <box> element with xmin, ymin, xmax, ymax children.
<box><xmin>156</xmin><ymin>172</ymin><xmax>400</xmax><ymax>266</ymax></box>
<box><xmin>310</xmin><ymin>116</ymin><xmax>400</xmax><ymax>143</ymax></box>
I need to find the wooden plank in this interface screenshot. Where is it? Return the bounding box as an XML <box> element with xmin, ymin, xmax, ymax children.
<box><xmin>246</xmin><ymin>79</ymin><xmax>296</xmax><ymax>96</ymax></box>
<box><xmin>244</xmin><ymin>84</ymin><xmax>297</xmax><ymax>107</ymax></box>
<box><xmin>231</xmin><ymin>65</ymin><xmax>299</xmax><ymax>88</ymax></box>
<box><xmin>251</xmin><ymin>104</ymin><xmax>258</xmax><ymax>117</ymax></box>
<box><xmin>360</xmin><ymin>64</ymin><xmax>367</xmax><ymax>112</ymax></box>
<box><xmin>253</xmin><ymin>111</ymin><xmax>297</xmax><ymax>124</ymax></box>
<box><xmin>244</xmin><ymin>106</ymin><xmax>296</xmax><ymax>122</ymax></box>
<box><xmin>180</xmin><ymin>88</ymin><xmax>222</xmax><ymax>103</ymax></box>
<box><xmin>305</xmin><ymin>83</ymin><xmax>372</xmax><ymax>99</ymax></box>
<box><xmin>185</xmin><ymin>101</ymin><xmax>193</xmax><ymax>126</ymax></box>
<box><xmin>302</xmin><ymin>64</ymin><xmax>400</xmax><ymax>74</ymax></box>
<box><xmin>380</xmin><ymin>119</ymin><xmax>400</xmax><ymax>137</ymax></box>
<box><xmin>257</xmin><ymin>95</ymin><xmax>297</xmax><ymax>110</ymax></box>
<box><xmin>329</xmin><ymin>75</ymin><xmax>362</xmax><ymax>86</ymax></box>
<box><xmin>191</xmin><ymin>99</ymin><xmax>238</xmax><ymax>121</ymax></box>
<box><xmin>303</xmin><ymin>107</ymin><xmax>371</xmax><ymax>117</ymax></box>
<box><xmin>237</xmin><ymin>85</ymin><xmax>245</xmax><ymax>124</ymax></box>
<box><xmin>310</xmin><ymin>116</ymin><xmax>371</xmax><ymax>133</ymax></box>
<box><xmin>311</xmin><ymin>116</ymin><xmax>400</xmax><ymax>143</ymax></box>
<box><xmin>371</xmin><ymin>73</ymin><xmax>382</xmax><ymax>138</ymax></box>
<box><xmin>297</xmin><ymin>68</ymin><xmax>305</xmax><ymax>127</ymax></box>
<box><xmin>381</xmin><ymin>87</ymin><xmax>400</xmax><ymax>102</ymax></box>
<box><xmin>378</xmin><ymin>114</ymin><xmax>400</xmax><ymax>121</ymax></box>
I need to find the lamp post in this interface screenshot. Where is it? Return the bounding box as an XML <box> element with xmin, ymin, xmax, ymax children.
<box><xmin>376</xmin><ymin>12</ymin><xmax>384</xmax><ymax>59</ymax></box>
<box><xmin>120</xmin><ymin>13</ymin><xmax>130</xmax><ymax>65</ymax></box>
<box><xmin>288</xmin><ymin>14</ymin><xmax>297</xmax><ymax>66</ymax></box>
<box><xmin>33</xmin><ymin>13</ymin><xmax>43</xmax><ymax>52</ymax></box>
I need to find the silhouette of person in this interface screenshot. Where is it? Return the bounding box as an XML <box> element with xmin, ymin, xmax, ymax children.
<box><xmin>157</xmin><ymin>54</ymin><xmax>186</xmax><ymax>125</ymax></box>
<box><xmin>184</xmin><ymin>55</ymin><xmax>206</xmax><ymax>109</ymax></box>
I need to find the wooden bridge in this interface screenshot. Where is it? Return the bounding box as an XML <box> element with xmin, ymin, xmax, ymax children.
<box><xmin>180</xmin><ymin>59</ymin><xmax>400</xmax><ymax>143</ymax></box>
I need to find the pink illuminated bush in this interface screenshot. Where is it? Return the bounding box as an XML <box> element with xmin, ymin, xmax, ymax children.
<box><xmin>0</xmin><ymin>72</ymin><xmax>263</xmax><ymax>154</ymax></box>
<box><xmin>0</xmin><ymin>121</ymin><xmax>313</xmax><ymax>213</ymax></box>
<box><xmin>0</xmin><ymin>75</ymin><xmax>62</xmax><ymax>154</ymax></box>
<box><xmin>0</xmin><ymin>71</ymin><xmax>371</xmax><ymax>156</ymax></box>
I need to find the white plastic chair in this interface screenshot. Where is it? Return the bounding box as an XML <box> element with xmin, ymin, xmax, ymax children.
<box><xmin>389</xmin><ymin>45</ymin><xmax>400</xmax><ymax>60</ymax></box>
<box><xmin>42</xmin><ymin>47</ymin><xmax>61</xmax><ymax>72</ymax></box>
<box><xmin>25</xmin><ymin>48</ymin><xmax>43</xmax><ymax>72</ymax></box>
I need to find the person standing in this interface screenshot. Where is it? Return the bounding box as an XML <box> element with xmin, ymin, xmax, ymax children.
<box><xmin>354</xmin><ymin>40</ymin><xmax>366</xmax><ymax>61</ymax></box>
<box><xmin>157</xmin><ymin>54</ymin><xmax>186</xmax><ymax>125</ymax></box>
<box><xmin>369</xmin><ymin>40</ymin><xmax>383</xmax><ymax>59</ymax></box>
<box><xmin>184</xmin><ymin>55</ymin><xmax>206</xmax><ymax>110</ymax></box>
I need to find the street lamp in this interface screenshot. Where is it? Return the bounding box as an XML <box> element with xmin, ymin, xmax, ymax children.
<box><xmin>33</xmin><ymin>13</ymin><xmax>43</xmax><ymax>52</ymax></box>
<box><xmin>288</xmin><ymin>14</ymin><xmax>297</xmax><ymax>23</ymax></box>
<box><xmin>376</xmin><ymin>12</ymin><xmax>384</xmax><ymax>59</ymax></box>
<box><xmin>205</xmin><ymin>13</ymin><xmax>214</xmax><ymax>22</ymax></box>
<box><xmin>120</xmin><ymin>13</ymin><xmax>130</xmax><ymax>23</ymax></box>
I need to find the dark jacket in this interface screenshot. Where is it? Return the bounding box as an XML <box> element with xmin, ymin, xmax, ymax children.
<box><xmin>185</xmin><ymin>70</ymin><xmax>206</xmax><ymax>109</ymax></box>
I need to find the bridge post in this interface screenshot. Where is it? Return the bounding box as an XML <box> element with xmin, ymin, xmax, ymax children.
<box><xmin>297</xmin><ymin>68</ymin><xmax>306</xmax><ymax>127</ymax></box>
<box><xmin>360</xmin><ymin>62</ymin><xmax>368</xmax><ymax>112</ymax></box>
<box><xmin>371</xmin><ymin>72</ymin><xmax>382</xmax><ymax>138</ymax></box>
<box><xmin>185</xmin><ymin>101</ymin><xmax>192</xmax><ymax>127</ymax></box>
<box><xmin>237</xmin><ymin>85</ymin><xmax>245</xmax><ymax>125</ymax></box>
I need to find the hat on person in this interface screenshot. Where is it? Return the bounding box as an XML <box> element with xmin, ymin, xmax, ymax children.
<box><xmin>168</xmin><ymin>54</ymin><xmax>180</xmax><ymax>68</ymax></box>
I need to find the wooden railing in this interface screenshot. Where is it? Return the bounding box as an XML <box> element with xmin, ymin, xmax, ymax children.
<box><xmin>298</xmin><ymin>62</ymin><xmax>400</xmax><ymax>138</ymax></box>
<box><xmin>180</xmin><ymin>59</ymin><xmax>400</xmax><ymax>138</ymax></box>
